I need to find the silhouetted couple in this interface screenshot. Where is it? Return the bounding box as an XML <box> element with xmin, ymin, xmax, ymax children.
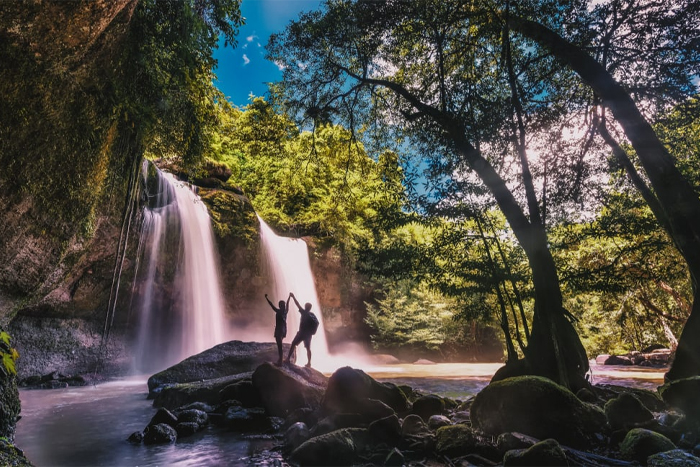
<box><xmin>264</xmin><ymin>292</ymin><xmax>319</xmax><ymax>368</ymax></box>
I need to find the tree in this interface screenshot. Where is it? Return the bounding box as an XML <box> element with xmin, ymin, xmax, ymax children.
<box><xmin>269</xmin><ymin>0</ymin><xmax>591</xmax><ymax>389</ymax></box>
<box><xmin>503</xmin><ymin>2</ymin><xmax>700</xmax><ymax>381</ymax></box>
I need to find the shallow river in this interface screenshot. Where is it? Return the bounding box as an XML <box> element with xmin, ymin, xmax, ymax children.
<box><xmin>15</xmin><ymin>362</ymin><xmax>666</xmax><ymax>467</ymax></box>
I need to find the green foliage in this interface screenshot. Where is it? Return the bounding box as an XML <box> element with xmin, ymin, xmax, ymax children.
<box><xmin>205</xmin><ymin>97</ymin><xmax>407</xmax><ymax>255</ymax></box>
<box><xmin>0</xmin><ymin>332</ymin><xmax>18</xmax><ymax>377</ymax></box>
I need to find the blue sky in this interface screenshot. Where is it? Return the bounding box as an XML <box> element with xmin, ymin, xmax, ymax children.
<box><xmin>213</xmin><ymin>0</ymin><xmax>323</xmax><ymax>106</ymax></box>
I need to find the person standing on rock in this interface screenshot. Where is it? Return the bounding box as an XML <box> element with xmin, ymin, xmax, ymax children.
<box><xmin>285</xmin><ymin>292</ymin><xmax>320</xmax><ymax>368</ymax></box>
<box><xmin>265</xmin><ymin>293</ymin><xmax>290</xmax><ymax>366</ymax></box>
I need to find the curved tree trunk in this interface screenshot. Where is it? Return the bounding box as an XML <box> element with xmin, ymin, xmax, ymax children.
<box><xmin>508</xmin><ymin>16</ymin><xmax>700</xmax><ymax>381</ymax></box>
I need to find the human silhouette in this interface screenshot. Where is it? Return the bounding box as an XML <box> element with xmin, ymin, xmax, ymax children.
<box><xmin>265</xmin><ymin>293</ymin><xmax>290</xmax><ymax>366</ymax></box>
<box><xmin>285</xmin><ymin>292</ymin><xmax>318</xmax><ymax>368</ymax></box>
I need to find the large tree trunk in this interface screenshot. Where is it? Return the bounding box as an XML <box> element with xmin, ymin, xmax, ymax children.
<box><xmin>454</xmin><ymin>137</ymin><xmax>589</xmax><ymax>390</ymax></box>
<box><xmin>508</xmin><ymin>16</ymin><xmax>700</xmax><ymax>381</ymax></box>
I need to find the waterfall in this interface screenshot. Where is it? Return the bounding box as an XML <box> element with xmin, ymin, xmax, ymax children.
<box><xmin>258</xmin><ymin>217</ymin><xmax>332</xmax><ymax>366</ymax></box>
<box><xmin>132</xmin><ymin>167</ymin><xmax>228</xmax><ymax>372</ymax></box>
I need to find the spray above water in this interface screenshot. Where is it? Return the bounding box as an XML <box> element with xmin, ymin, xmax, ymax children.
<box><xmin>258</xmin><ymin>217</ymin><xmax>332</xmax><ymax>366</ymax></box>
<box><xmin>132</xmin><ymin>167</ymin><xmax>228</xmax><ymax>373</ymax></box>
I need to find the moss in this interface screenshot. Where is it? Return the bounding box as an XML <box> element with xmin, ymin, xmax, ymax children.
<box><xmin>435</xmin><ymin>424</ymin><xmax>476</xmax><ymax>457</ymax></box>
<box><xmin>470</xmin><ymin>376</ymin><xmax>607</xmax><ymax>449</ymax></box>
<box><xmin>619</xmin><ymin>428</ymin><xmax>676</xmax><ymax>463</ymax></box>
<box><xmin>503</xmin><ymin>438</ymin><xmax>568</xmax><ymax>466</ymax></box>
<box><xmin>199</xmin><ymin>189</ymin><xmax>259</xmax><ymax>245</ymax></box>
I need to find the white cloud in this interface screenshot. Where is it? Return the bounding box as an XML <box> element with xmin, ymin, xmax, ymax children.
<box><xmin>242</xmin><ymin>54</ymin><xmax>250</xmax><ymax>65</ymax></box>
<box><xmin>274</xmin><ymin>60</ymin><xmax>286</xmax><ymax>71</ymax></box>
<box><xmin>246</xmin><ymin>35</ymin><xmax>258</xmax><ymax>42</ymax></box>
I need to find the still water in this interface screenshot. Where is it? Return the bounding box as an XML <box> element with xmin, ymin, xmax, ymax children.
<box><xmin>15</xmin><ymin>362</ymin><xmax>666</xmax><ymax>467</ymax></box>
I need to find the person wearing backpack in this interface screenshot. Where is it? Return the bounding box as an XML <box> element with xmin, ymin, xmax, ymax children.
<box><xmin>265</xmin><ymin>292</ymin><xmax>291</xmax><ymax>366</ymax></box>
<box><xmin>285</xmin><ymin>292</ymin><xmax>319</xmax><ymax>368</ymax></box>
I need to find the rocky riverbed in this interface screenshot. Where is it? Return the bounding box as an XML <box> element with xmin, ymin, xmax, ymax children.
<box><xmin>117</xmin><ymin>341</ymin><xmax>700</xmax><ymax>466</ymax></box>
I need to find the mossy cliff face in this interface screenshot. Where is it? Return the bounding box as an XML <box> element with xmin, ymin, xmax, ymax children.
<box><xmin>0</xmin><ymin>1</ymin><xmax>138</xmax><ymax>379</ymax></box>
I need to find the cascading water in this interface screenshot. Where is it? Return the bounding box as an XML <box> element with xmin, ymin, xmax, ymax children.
<box><xmin>258</xmin><ymin>216</ymin><xmax>331</xmax><ymax>366</ymax></box>
<box><xmin>132</xmin><ymin>166</ymin><xmax>228</xmax><ymax>372</ymax></box>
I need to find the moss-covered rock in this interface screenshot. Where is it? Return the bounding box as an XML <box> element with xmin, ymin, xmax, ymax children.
<box><xmin>470</xmin><ymin>376</ymin><xmax>607</xmax><ymax>448</ymax></box>
<box><xmin>435</xmin><ymin>424</ymin><xmax>477</xmax><ymax>457</ymax></box>
<box><xmin>0</xmin><ymin>438</ymin><xmax>32</xmax><ymax>467</ymax></box>
<box><xmin>503</xmin><ymin>438</ymin><xmax>568</xmax><ymax>466</ymax></box>
<box><xmin>647</xmin><ymin>448</ymin><xmax>700</xmax><ymax>467</ymax></box>
<box><xmin>152</xmin><ymin>373</ymin><xmax>252</xmax><ymax>410</ymax></box>
<box><xmin>619</xmin><ymin>428</ymin><xmax>676</xmax><ymax>463</ymax></box>
<box><xmin>605</xmin><ymin>392</ymin><xmax>654</xmax><ymax>430</ymax></box>
<box><xmin>660</xmin><ymin>377</ymin><xmax>700</xmax><ymax>421</ymax></box>
<box><xmin>290</xmin><ymin>428</ymin><xmax>363</xmax><ymax>466</ymax></box>
<box><xmin>322</xmin><ymin>366</ymin><xmax>410</xmax><ymax>415</ymax></box>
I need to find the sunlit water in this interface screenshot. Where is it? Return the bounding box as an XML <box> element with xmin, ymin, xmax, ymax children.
<box><xmin>15</xmin><ymin>362</ymin><xmax>666</xmax><ymax>466</ymax></box>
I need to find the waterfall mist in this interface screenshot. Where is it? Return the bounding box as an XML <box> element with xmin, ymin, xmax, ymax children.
<box><xmin>131</xmin><ymin>168</ymin><xmax>229</xmax><ymax>373</ymax></box>
<box><xmin>258</xmin><ymin>216</ymin><xmax>332</xmax><ymax>365</ymax></box>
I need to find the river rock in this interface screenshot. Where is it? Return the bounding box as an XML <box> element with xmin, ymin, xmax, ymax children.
<box><xmin>284</xmin><ymin>422</ymin><xmax>310</xmax><ymax>450</ymax></box>
<box><xmin>412</xmin><ymin>394</ymin><xmax>445</xmax><ymax>421</ymax></box>
<box><xmin>470</xmin><ymin>376</ymin><xmax>607</xmax><ymax>448</ymax></box>
<box><xmin>148</xmin><ymin>407</ymin><xmax>178</xmax><ymax>427</ymax></box>
<box><xmin>251</xmin><ymin>362</ymin><xmax>327</xmax><ymax>417</ymax></box>
<box><xmin>357</xmin><ymin>398</ymin><xmax>395</xmax><ymax>423</ymax></box>
<box><xmin>147</xmin><ymin>341</ymin><xmax>292</xmax><ymax>396</ymax></box>
<box><xmin>619</xmin><ymin>428</ymin><xmax>676</xmax><ymax>462</ymax></box>
<box><xmin>435</xmin><ymin>424</ymin><xmax>477</xmax><ymax>457</ymax></box>
<box><xmin>595</xmin><ymin>384</ymin><xmax>666</xmax><ymax>412</ymax></box>
<box><xmin>605</xmin><ymin>392</ymin><xmax>654</xmax><ymax>430</ymax></box>
<box><xmin>311</xmin><ymin>414</ymin><xmax>365</xmax><ymax>437</ymax></box>
<box><xmin>367</xmin><ymin>414</ymin><xmax>401</xmax><ymax>446</ymax></box>
<box><xmin>285</xmin><ymin>407</ymin><xmax>318</xmax><ymax>429</ymax></box>
<box><xmin>223</xmin><ymin>406</ymin><xmax>270</xmax><ymax>431</ymax></box>
<box><xmin>660</xmin><ymin>377</ymin><xmax>700</xmax><ymax>420</ymax></box>
<box><xmin>175</xmin><ymin>422</ymin><xmax>200</xmax><ymax>437</ymax></box>
<box><xmin>152</xmin><ymin>372</ymin><xmax>252</xmax><ymax>410</ymax></box>
<box><xmin>503</xmin><ymin>438</ymin><xmax>567</xmax><ymax>466</ymax></box>
<box><xmin>143</xmin><ymin>423</ymin><xmax>177</xmax><ymax>445</ymax></box>
<box><xmin>496</xmin><ymin>432</ymin><xmax>539</xmax><ymax>453</ymax></box>
<box><xmin>219</xmin><ymin>379</ymin><xmax>261</xmax><ymax>407</ymax></box>
<box><xmin>0</xmin><ymin>438</ymin><xmax>32</xmax><ymax>467</ymax></box>
<box><xmin>176</xmin><ymin>409</ymin><xmax>208</xmax><ymax>427</ymax></box>
<box><xmin>647</xmin><ymin>448</ymin><xmax>700</xmax><ymax>466</ymax></box>
<box><xmin>322</xmin><ymin>367</ymin><xmax>410</xmax><ymax>414</ymax></box>
<box><xmin>428</xmin><ymin>415</ymin><xmax>452</xmax><ymax>430</ymax></box>
<box><xmin>401</xmin><ymin>414</ymin><xmax>430</xmax><ymax>436</ymax></box>
<box><xmin>289</xmin><ymin>427</ymin><xmax>364</xmax><ymax>466</ymax></box>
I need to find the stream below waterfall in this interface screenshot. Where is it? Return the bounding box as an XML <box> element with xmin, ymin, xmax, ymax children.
<box><xmin>14</xmin><ymin>362</ymin><xmax>666</xmax><ymax>467</ymax></box>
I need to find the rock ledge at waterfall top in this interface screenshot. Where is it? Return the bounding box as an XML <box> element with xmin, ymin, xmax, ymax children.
<box><xmin>147</xmin><ymin>340</ymin><xmax>294</xmax><ymax>397</ymax></box>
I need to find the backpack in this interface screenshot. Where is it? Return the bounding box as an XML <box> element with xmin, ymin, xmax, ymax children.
<box><xmin>306</xmin><ymin>312</ymin><xmax>320</xmax><ymax>335</ymax></box>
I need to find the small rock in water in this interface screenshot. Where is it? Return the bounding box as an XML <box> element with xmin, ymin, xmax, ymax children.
<box><xmin>143</xmin><ymin>423</ymin><xmax>177</xmax><ymax>445</ymax></box>
<box><xmin>127</xmin><ymin>431</ymin><xmax>144</xmax><ymax>444</ymax></box>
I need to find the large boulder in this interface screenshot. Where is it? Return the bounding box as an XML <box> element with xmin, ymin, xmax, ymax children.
<box><xmin>251</xmin><ymin>363</ymin><xmax>327</xmax><ymax>417</ymax></box>
<box><xmin>470</xmin><ymin>376</ymin><xmax>607</xmax><ymax>448</ymax></box>
<box><xmin>659</xmin><ymin>377</ymin><xmax>700</xmax><ymax>421</ymax></box>
<box><xmin>619</xmin><ymin>428</ymin><xmax>676</xmax><ymax>463</ymax></box>
<box><xmin>153</xmin><ymin>373</ymin><xmax>252</xmax><ymax>410</ymax></box>
<box><xmin>322</xmin><ymin>367</ymin><xmax>410</xmax><ymax>415</ymax></box>
<box><xmin>435</xmin><ymin>424</ymin><xmax>477</xmax><ymax>457</ymax></box>
<box><xmin>147</xmin><ymin>341</ymin><xmax>292</xmax><ymax>397</ymax></box>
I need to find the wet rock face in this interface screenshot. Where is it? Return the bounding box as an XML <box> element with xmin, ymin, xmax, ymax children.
<box><xmin>0</xmin><ymin>369</ymin><xmax>20</xmax><ymax>442</ymax></box>
<box><xmin>147</xmin><ymin>341</ymin><xmax>292</xmax><ymax>397</ymax></box>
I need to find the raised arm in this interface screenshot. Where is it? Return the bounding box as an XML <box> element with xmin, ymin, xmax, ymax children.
<box><xmin>265</xmin><ymin>294</ymin><xmax>278</xmax><ymax>312</ymax></box>
<box><xmin>290</xmin><ymin>292</ymin><xmax>302</xmax><ymax>311</ymax></box>
<box><xmin>286</xmin><ymin>294</ymin><xmax>292</xmax><ymax>312</ymax></box>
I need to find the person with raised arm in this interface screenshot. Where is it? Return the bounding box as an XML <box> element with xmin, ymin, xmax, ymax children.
<box><xmin>265</xmin><ymin>292</ymin><xmax>291</xmax><ymax>366</ymax></box>
<box><xmin>285</xmin><ymin>292</ymin><xmax>319</xmax><ymax>368</ymax></box>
